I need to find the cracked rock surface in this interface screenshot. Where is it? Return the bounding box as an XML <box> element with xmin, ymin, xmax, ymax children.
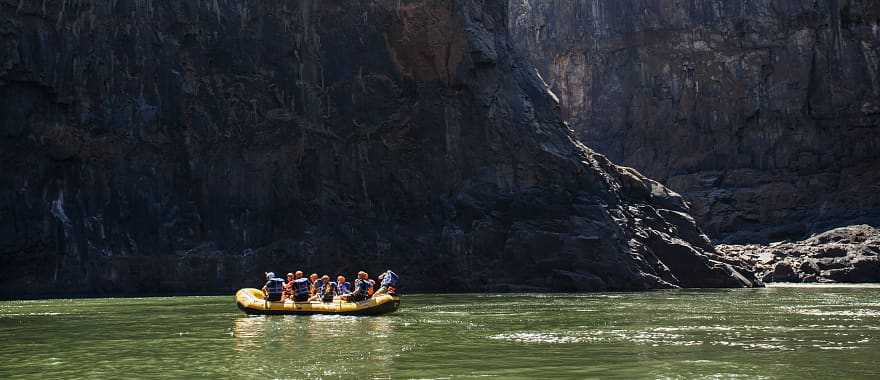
<box><xmin>0</xmin><ymin>0</ymin><xmax>757</xmax><ymax>298</ymax></box>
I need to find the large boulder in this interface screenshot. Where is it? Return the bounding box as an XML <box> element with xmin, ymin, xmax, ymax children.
<box><xmin>770</xmin><ymin>261</ymin><xmax>799</xmax><ymax>283</ymax></box>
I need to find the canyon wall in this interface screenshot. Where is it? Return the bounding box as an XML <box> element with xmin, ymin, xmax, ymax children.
<box><xmin>0</xmin><ymin>0</ymin><xmax>756</xmax><ymax>298</ymax></box>
<box><xmin>511</xmin><ymin>0</ymin><xmax>880</xmax><ymax>243</ymax></box>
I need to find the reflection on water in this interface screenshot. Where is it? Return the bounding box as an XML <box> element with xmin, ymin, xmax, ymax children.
<box><xmin>231</xmin><ymin>315</ymin><xmax>398</xmax><ymax>378</ymax></box>
<box><xmin>1</xmin><ymin>286</ymin><xmax>880</xmax><ymax>379</ymax></box>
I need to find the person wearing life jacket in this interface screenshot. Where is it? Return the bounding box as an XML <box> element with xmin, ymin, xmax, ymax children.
<box><xmin>319</xmin><ymin>275</ymin><xmax>336</xmax><ymax>302</ymax></box>
<box><xmin>291</xmin><ymin>271</ymin><xmax>311</xmax><ymax>302</ymax></box>
<box><xmin>308</xmin><ymin>274</ymin><xmax>325</xmax><ymax>302</ymax></box>
<box><xmin>336</xmin><ymin>275</ymin><xmax>351</xmax><ymax>295</ymax></box>
<box><xmin>374</xmin><ymin>270</ymin><xmax>400</xmax><ymax>296</ymax></box>
<box><xmin>261</xmin><ymin>272</ymin><xmax>285</xmax><ymax>302</ymax></box>
<box><xmin>308</xmin><ymin>273</ymin><xmax>319</xmax><ymax>297</ymax></box>
<box><xmin>367</xmin><ymin>279</ymin><xmax>376</xmax><ymax>297</ymax></box>
<box><xmin>282</xmin><ymin>272</ymin><xmax>295</xmax><ymax>301</ymax></box>
<box><xmin>342</xmin><ymin>271</ymin><xmax>370</xmax><ymax>302</ymax></box>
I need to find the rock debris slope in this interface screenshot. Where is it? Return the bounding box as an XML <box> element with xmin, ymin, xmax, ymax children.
<box><xmin>0</xmin><ymin>0</ymin><xmax>756</xmax><ymax>297</ymax></box>
<box><xmin>510</xmin><ymin>0</ymin><xmax>880</xmax><ymax>243</ymax></box>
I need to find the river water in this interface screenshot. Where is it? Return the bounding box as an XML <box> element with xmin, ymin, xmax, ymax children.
<box><xmin>1</xmin><ymin>285</ymin><xmax>879</xmax><ymax>379</ymax></box>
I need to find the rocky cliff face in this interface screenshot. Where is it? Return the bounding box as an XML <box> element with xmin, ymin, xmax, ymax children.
<box><xmin>510</xmin><ymin>0</ymin><xmax>880</xmax><ymax>243</ymax></box>
<box><xmin>0</xmin><ymin>0</ymin><xmax>757</xmax><ymax>298</ymax></box>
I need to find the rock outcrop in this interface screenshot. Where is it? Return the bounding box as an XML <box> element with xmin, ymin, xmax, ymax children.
<box><xmin>0</xmin><ymin>0</ymin><xmax>758</xmax><ymax>298</ymax></box>
<box><xmin>510</xmin><ymin>0</ymin><xmax>880</xmax><ymax>243</ymax></box>
<box><xmin>719</xmin><ymin>225</ymin><xmax>880</xmax><ymax>283</ymax></box>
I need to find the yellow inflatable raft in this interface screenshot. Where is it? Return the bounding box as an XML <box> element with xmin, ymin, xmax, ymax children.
<box><xmin>235</xmin><ymin>288</ymin><xmax>401</xmax><ymax>316</ymax></box>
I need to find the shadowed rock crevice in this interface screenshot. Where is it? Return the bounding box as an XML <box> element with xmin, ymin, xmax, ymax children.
<box><xmin>0</xmin><ymin>0</ymin><xmax>756</xmax><ymax>298</ymax></box>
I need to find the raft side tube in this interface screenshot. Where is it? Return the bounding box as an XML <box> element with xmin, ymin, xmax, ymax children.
<box><xmin>234</xmin><ymin>288</ymin><xmax>400</xmax><ymax>316</ymax></box>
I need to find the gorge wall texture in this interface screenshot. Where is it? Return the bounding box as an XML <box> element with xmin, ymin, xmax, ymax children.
<box><xmin>510</xmin><ymin>0</ymin><xmax>880</xmax><ymax>243</ymax></box>
<box><xmin>0</xmin><ymin>0</ymin><xmax>757</xmax><ymax>298</ymax></box>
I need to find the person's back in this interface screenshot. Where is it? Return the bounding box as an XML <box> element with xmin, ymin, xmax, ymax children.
<box><xmin>292</xmin><ymin>277</ymin><xmax>310</xmax><ymax>302</ymax></box>
<box><xmin>262</xmin><ymin>273</ymin><xmax>285</xmax><ymax>302</ymax></box>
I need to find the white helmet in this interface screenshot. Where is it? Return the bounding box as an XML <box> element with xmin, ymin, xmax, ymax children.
<box><xmin>265</xmin><ymin>272</ymin><xmax>275</xmax><ymax>280</ymax></box>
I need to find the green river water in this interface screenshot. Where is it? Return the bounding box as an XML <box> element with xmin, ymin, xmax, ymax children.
<box><xmin>1</xmin><ymin>285</ymin><xmax>879</xmax><ymax>379</ymax></box>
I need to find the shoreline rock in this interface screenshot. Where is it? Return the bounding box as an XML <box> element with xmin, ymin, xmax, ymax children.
<box><xmin>718</xmin><ymin>225</ymin><xmax>880</xmax><ymax>283</ymax></box>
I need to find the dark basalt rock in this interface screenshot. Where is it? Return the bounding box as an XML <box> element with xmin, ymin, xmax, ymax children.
<box><xmin>770</xmin><ymin>261</ymin><xmax>799</xmax><ymax>283</ymax></box>
<box><xmin>0</xmin><ymin>0</ymin><xmax>757</xmax><ymax>298</ymax></box>
<box><xmin>720</xmin><ymin>225</ymin><xmax>880</xmax><ymax>283</ymax></box>
<box><xmin>509</xmin><ymin>0</ymin><xmax>880</xmax><ymax>243</ymax></box>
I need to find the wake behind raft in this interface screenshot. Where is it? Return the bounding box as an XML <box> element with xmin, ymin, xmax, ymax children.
<box><xmin>235</xmin><ymin>288</ymin><xmax>401</xmax><ymax>316</ymax></box>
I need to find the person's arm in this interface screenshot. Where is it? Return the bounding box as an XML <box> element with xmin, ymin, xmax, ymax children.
<box><xmin>350</xmin><ymin>280</ymin><xmax>363</xmax><ymax>297</ymax></box>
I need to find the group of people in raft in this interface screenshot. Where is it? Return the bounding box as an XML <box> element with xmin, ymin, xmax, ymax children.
<box><xmin>260</xmin><ymin>269</ymin><xmax>399</xmax><ymax>303</ymax></box>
